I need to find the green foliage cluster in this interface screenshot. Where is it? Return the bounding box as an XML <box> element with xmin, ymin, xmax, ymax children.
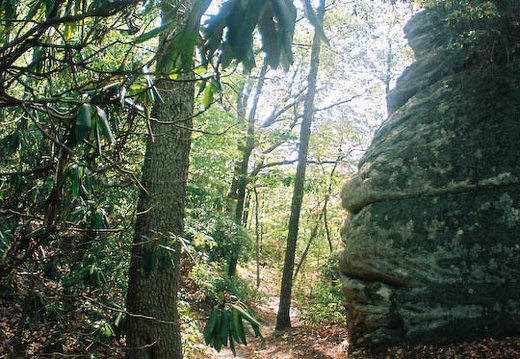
<box><xmin>202</xmin><ymin>0</ymin><xmax>297</xmax><ymax>71</ymax></box>
<box><xmin>182</xmin><ymin>209</ymin><xmax>262</xmax><ymax>306</ymax></box>
<box><xmin>179</xmin><ymin>227</ymin><xmax>264</xmax><ymax>356</ymax></box>
<box><xmin>186</xmin><ymin>209</ymin><xmax>252</xmax><ymax>265</ymax></box>
<box><xmin>295</xmin><ymin>253</ymin><xmax>346</xmax><ymax>324</ymax></box>
<box><xmin>188</xmin><ymin>261</ymin><xmax>264</xmax><ymax>305</ymax></box>
<box><xmin>0</xmin><ymin>0</ymin><xmax>156</xmax><ymax>355</ymax></box>
<box><xmin>421</xmin><ymin>0</ymin><xmax>520</xmax><ymax>65</ymax></box>
<box><xmin>203</xmin><ymin>301</ymin><xmax>263</xmax><ymax>355</ymax></box>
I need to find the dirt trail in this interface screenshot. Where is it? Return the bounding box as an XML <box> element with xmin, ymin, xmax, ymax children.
<box><xmin>191</xmin><ymin>268</ymin><xmax>520</xmax><ymax>359</ymax></box>
<box><xmin>196</xmin><ymin>292</ymin><xmax>350</xmax><ymax>359</ymax></box>
<box><xmin>194</xmin><ymin>268</ymin><xmax>351</xmax><ymax>359</ymax></box>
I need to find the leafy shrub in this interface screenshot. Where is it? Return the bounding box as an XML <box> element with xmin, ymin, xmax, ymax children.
<box><xmin>185</xmin><ymin>209</ymin><xmax>253</xmax><ymax>266</ymax></box>
<box><xmin>180</xmin><ymin>300</ymin><xmax>205</xmax><ymax>358</ymax></box>
<box><xmin>295</xmin><ymin>252</ymin><xmax>346</xmax><ymax>324</ymax></box>
<box><xmin>203</xmin><ymin>301</ymin><xmax>263</xmax><ymax>356</ymax></box>
<box><xmin>182</xmin><ymin>251</ymin><xmax>264</xmax><ymax>309</ymax></box>
<box><xmin>180</xmin><ymin>228</ymin><xmax>265</xmax><ymax>356</ymax></box>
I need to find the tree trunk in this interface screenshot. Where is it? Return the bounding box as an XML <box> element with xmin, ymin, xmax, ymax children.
<box><xmin>125</xmin><ymin>2</ymin><xmax>196</xmax><ymax>358</ymax></box>
<box><xmin>275</xmin><ymin>0</ymin><xmax>325</xmax><ymax>331</ymax></box>
<box><xmin>254</xmin><ymin>186</ymin><xmax>261</xmax><ymax>288</ymax></box>
<box><xmin>227</xmin><ymin>61</ymin><xmax>268</xmax><ymax>278</ymax></box>
<box><xmin>293</xmin><ymin>210</ymin><xmax>323</xmax><ymax>281</ymax></box>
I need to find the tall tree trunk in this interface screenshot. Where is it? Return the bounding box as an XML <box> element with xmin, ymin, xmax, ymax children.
<box><xmin>254</xmin><ymin>186</ymin><xmax>262</xmax><ymax>288</ymax></box>
<box><xmin>234</xmin><ymin>61</ymin><xmax>268</xmax><ymax>225</ymax></box>
<box><xmin>275</xmin><ymin>0</ymin><xmax>325</xmax><ymax>331</ymax></box>
<box><xmin>227</xmin><ymin>61</ymin><xmax>268</xmax><ymax>278</ymax></box>
<box><xmin>293</xmin><ymin>208</ymin><xmax>324</xmax><ymax>281</ymax></box>
<box><xmin>324</xmin><ymin>155</ymin><xmax>343</xmax><ymax>253</ymax></box>
<box><xmin>125</xmin><ymin>2</ymin><xmax>198</xmax><ymax>358</ymax></box>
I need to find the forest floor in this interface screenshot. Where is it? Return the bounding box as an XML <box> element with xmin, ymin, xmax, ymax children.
<box><xmin>196</xmin><ymin>291</ymin><xmax>520</xmax><ymax>359</ymax></box>
<box><xmin>195</xmin><ymin>268</ymin><xmax>520</xmax><ymax>359</ymax></box>
<box><xmin>3</xmin><ymin>266</ymin><xmax>520</xmax><ymax>358</ymax></box>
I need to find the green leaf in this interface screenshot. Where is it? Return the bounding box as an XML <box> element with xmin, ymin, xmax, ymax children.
<box><xmin>252</xmin><ymin>321</ymin><xmax>263</xmax><ymax>339</ymax></box>
<box><xmin>204</xmin><ymin>307</ymin><xmax>220</xmax><ymax>345</ymax></box>
<box><xmin>83</xmin><ymin>166</ymin><xmax>93</xmax><ymax>195</ymax></box>
<box><xmin>225</xmin><ymin>1</ymin><xmax>263</xmax><ymax>70</ymax></box>
<box><xmin>64</xmin><ymin>24</ymin><xmax>73</xmax><ymax>41</ymax></box>
<box><xmin>202</xmin><ymin>20</ymin><xmax>225</xmax><ymax>65</ymax></box>
<box><xmin>213</xmin><ymin>310</ymin><xmax>223</xmax><ymax>352</ymax></box>
<box><xmin>1</xmin><ymin>0</ymin><xmax>17</xmax><ymax>19</ymax></box>
<box><xmin>197</xmin><ymin>78</ymin><xmax>208</xmax><ymax>97</ymax></box>
<box><xmin>232</xmin><ymin>307</ymin><xmax>246</xmax><ymax>344</ymax></box>
<box><xmin>31</xmin><ymin>47</ymin><xmax>46</xmax><ymax>73</ymax></box>
<box><xmin>219</xmin><ymin>309</ymin><xmax>230</xmax><ymax>346</ymax></box>
<box><xmin>135</xmin><ymin>20</ymin><xmax>176</xmax><ymax>44</ymax></box>
<box><xmin>9</xmin><ymin>133</ymin><xmax>20</xmax><ymax>152</ymax></box>
<box><xmin>228</xmin><ymin>333</ymin><xmax>236</xmax><ymax>356</ymax></box>
<box><xmin>230</xmin><ymin>303</ymin><xmax>264</xmax><ymax>341</ymax></box>
<box><xmin>95</xmin><ymin>106</ymin><xmax>115</xmax><ymax>145</ymax></box>
<box><xmin>231</xmin><ymin>303</ymin><xmax>262</xmax><ymax>328</ymax></box>
<box><xmin>271</xmin><ymin>0</ymin><xmax>297</xmax><ymax>71</ymax></box>
<box><xmin>229</xmin><ymin>309</ymin><xmax>240</xmax><ymax>343</ymax></box>
<box><xmin>157</xmin><ymin>0</ymin><xmax>212</xmax><ymax>71</ymax></box>
<box><xmin>71</xmin><ymin>164</ymin><xmax>81</xmax><ymax>199</ymax></box>
<box><xmin>201</xmin><ymin>1</ymin><xmax>234</xmax><ymax>67</ymax></box>
<box><xmin>220</xmin><ymin>43</ymin><xmax>234</xmax><ymax>69</ymax></box>
<box><xmin>214</xmin><ymin>335</ymin><xmax>222</xmax><ymax>352</ymax></box>
<box><xmin>91</xmin><ymin>210</ymin><xmax>104</xmax><ymax>229</ymax></box>
<box><xmin>103</xmin><ymin>323</ymin><xmax>114</xmax><ymax>337</ymax></box>
<box><xmin>202</xmin><ymin>81</ymin><xmax>213</xmax><ymax>109</ymax></box>
<box><xmin>45</xmin><ymin>0</ymin><xmax>57</xmax><ymax>19</ymax></box>
<box><xmin>113</xmin><ymin>312</ymin><xmax>125</xmax><ymax>330</ymax></box>
<box><xmin>75</xmin><ymin>104</ymin><xmax>92</xmax><ymax>143</ymax></box>
<box><xmin>272</xmin><ymin>0</ymin><xmax>296</xmax><ymax>33</ymax></box>
<box><xmin>258</xmin><ymin>4</ymin><xmax>280</xmax><ymax>69</ymax></box>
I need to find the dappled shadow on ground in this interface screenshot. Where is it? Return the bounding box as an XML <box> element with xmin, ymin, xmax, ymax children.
<box><xmin>196</xmin><ymin>267</ymin><xmax>520</xmax><ymax>359</ymax></box>
<box><xmin>197</xmin><ymin>295</ymin><xmax>520</xmax><ymax>359</ymax></box>
<box><xmin>197</xmin><ymin>320</ymin><xmax>350</xmax><ymax>359</ymax></box>
<box><xmin>3</xmin><ymin>282</ymin><xmax>520</xmax><ymax>359</ymax></box>
<box><xmin>348</xmin><ymin>337</ymin><xmax>520</xmax><ymax>359</ymax></box>
<box><xmin>200</xmin><ymin>319</ymin><xmax>520</xmax><ymax>359</ymax></box>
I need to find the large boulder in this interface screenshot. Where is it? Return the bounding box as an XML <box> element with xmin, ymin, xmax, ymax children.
<box><xmin>339</xmin><ymin>5</ymin><xmax>520</xmax><ymax>348</ymax></box>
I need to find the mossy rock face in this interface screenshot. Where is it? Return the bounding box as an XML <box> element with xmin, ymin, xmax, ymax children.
<box><xmin>339</xmin><ymin>7</ymin><xmax>520</xmax><ymax>349</ymax></box>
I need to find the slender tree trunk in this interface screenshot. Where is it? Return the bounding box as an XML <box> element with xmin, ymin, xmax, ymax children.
<box><xmin>275</xmin><ymin>0</ymin><xmax>325</xmax><ymax>331</ymax></box>
<box><xmin>125</xmin><ymin>2</ymin><xmax>198</xmax><ymax>358</ymax></box>
<box><xmin>254</xmin><ymin>186</ymin><xmax>261</xmax><ymax>288</ymax></box>
<box><xmin>294</xmin><ymin>210</ymin><xmax>323</xmax><ymax>281</ymax></box>
<box><xmin>324</xmin><ymin>156</ymin><xmax>342</xmax><ymax>253</ymax></box>
<box><xmin>125</xmin><ymin>74</ymin><xmax>192</xmax><ymax>359</ymax></box>
<box><xmin>234</xmin><ymin>61</ymin><xmax>268</xmax><ymax>225</ymax></box>
<box><xmin>227</xmin><ymin>61</ymin><xmax>268</xmax><ymax>278</ymax></box>
<box><xmin>226</xmin><ymin>79</ymin><xmax>251</xmax><ymax>215</ymax></box>
<box><xmin>323</xmin><ymin>195</ymin><xmax>333</xmax><ymax>253</ymax></box>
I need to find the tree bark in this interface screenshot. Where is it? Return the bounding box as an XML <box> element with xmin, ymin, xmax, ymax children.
<box><xmin>125</xmin><ymin>2</ymin><xmax>196</xmax><ymax>358</ymax></box>
<box><xmin>275</xmin><ymin>0</ymin><xmax>325</xmax><ymax>331</ymax></box>
<box><xmin>254</xmin><ymin>186</ymin><xmax>262</xmax><ymax>288</ymax></box>
<box><xmin>293</xmin><ymin>210</ymin><xmax>323</xmax><ymax>281</ymax></box>
<box><xmin>227</xmin><ymin>61</ymin><xmax>268</xmax><ymax>278</ymax></box>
